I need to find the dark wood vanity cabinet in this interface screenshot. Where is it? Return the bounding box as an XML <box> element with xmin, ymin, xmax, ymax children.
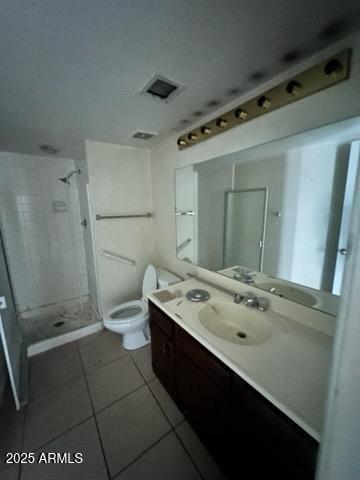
<box><xmin>149</xmin><ymin>315</ymin><xmax>176</xmax><ymax>395</ymax></box>
<box><xmin>149</xmin><ymin>301</ymin><xmax>318</xmax><ymax>479</ymax></box>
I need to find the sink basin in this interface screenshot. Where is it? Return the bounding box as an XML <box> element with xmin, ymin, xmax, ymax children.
<box><xmin>198</xmin><ymin>302</ymin><xmax>272</xmax><ymax>345</ymax></box>
<box><xmin>257</xmin><ymin>282</ymin><xmax>317</xmax><ymax>307</ymax></box>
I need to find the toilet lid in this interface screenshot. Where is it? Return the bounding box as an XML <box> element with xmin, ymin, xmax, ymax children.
<box><xmin>142</xmin><ymin>264</ymin><xmax>157</xmax><ymax>297</ymax></box>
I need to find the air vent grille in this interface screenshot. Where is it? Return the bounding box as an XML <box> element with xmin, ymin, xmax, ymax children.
<box><xmin>146</xmin><ymin>78</ymin><xmax>178</xmax><ymax>99</ymax></box>
<box><xmin>132</xmin><ymin>132</ymin><xmax>155</xmax><ymax>140</ymax></box>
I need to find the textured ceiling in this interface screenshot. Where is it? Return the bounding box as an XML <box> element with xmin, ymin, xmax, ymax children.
<box><xmin>0</xmin><ymin>0</ymin><xmax>359</xmax><ymax>158</ymax></box>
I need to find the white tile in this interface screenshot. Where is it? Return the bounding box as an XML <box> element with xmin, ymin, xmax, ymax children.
<box><xmin>0</xmin><ymin>151</ymin><xmax>90</xmax><ymax>313</ymax></box>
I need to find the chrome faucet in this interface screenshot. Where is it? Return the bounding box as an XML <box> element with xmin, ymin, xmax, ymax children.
<box><xmin>235</xmin><ymin>291</ymin><xmax>269</xmax><ymax>311</ymax></box>
<box><xmin>243</xmin><ymin>291</ymin><xmax>258</xmax><ymax>307</ymax></box>
<box><xmin>234</xmin><ymin>293</ymin><xmax>245</xmax><ymax>304</ymax></box>
<box><xmin>233</xmin><ymin>271</ymin><xmax>254</xmax><ymax>284</ymax></box>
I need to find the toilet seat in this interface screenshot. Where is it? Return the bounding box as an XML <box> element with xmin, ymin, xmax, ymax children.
<box><xmin>102</xmin><ymin>264</ymin><xmax>179</xmax><ymax>350</ymax></box>
<box><xmin>105</xmin><ymin>299</ymin><xmax>148</xmax><ymax>324</ymax></box>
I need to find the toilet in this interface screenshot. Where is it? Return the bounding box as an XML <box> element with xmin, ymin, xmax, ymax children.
<box><xmin>103</xmin><ymin>265</ymin><xmax>181</xmax><ymax>350</ymax></box>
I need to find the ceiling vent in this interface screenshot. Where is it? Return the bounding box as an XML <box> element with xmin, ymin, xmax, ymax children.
<box><xmin>142</xmin><ymin>74</ymin><xmax>183</xmax><ymax>101</ymax></box>
<box><xmin>132</xmin><ymin>132</ymin><xmax>155</xmax><ymax>140</ymax></box>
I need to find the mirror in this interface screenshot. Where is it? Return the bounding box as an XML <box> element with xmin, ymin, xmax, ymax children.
<box><xmin>175</xmin><ymin>116</ymin><xmax>360</xmax><ymax>316</ymax></box>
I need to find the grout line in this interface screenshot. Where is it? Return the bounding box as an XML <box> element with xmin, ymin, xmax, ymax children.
<box><xmin>76</xmin><ymin>341</ymin><xmax>112</xmax><ymax>480</ymax></box>
<box><xmin>22</xmin><ymin>416</ymin><xmax>94</xmax><ymax>455</ymax></box>
<box><xmin>27</xmin><ymin>373</ymin><xmax>84</xmax><ymax>404</ymax></box>
<box><xmin>94</xmin><ymin>383</ymin><xmax>146</xmax><ymax>416</ymax></box>
<box><xmin>127</xmin><ymin>350</ymin><xmax>154</xmax><ymax>385</ymax></box>
<box><xmin>173</xmin><ymin>424</ymin><xmax>207</xmax><ymax>480</ymax></box>
<box><xmin>81</xmin><ymin>351</ymin><xmax>130</xmax><ymax>377</ymax></box>
<box><xmin>110</xmin><ymin>430</ymin><xmax>173</xmax><ymax>479</ymax></box>
<box><xmin>146</xmin><ymin>378</ymin><xmax>177</xmax><ymax>429</ymax></box>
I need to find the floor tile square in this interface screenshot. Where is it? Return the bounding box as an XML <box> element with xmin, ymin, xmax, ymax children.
<box><xmin>129</xmin><ymin>344</ymin><xmax>156</xmax><ymax>382</ymax></box>
<box><xmin>78</xmin><ymin>329</ymin><xmax>127</xmax><ymax>372</ymax></box>
<box><xmin>23</xmin><ymin>377</ymin><xmax>92</xmax><ymax>451</ymax></box>
<box><xmin>87</xmin><ymin>356</ymin><xmax>144</xmax><ymax>412</ymax></box>
<box><xmin>0</xmin><ymin>408</ymin><xmax>24</xmax><ymax>471</ymax></box>
<box><xmin>115</xmin><ymin>432</ymin><xmax>202</xmax><ymax>480</ymax></box>
<box><xmin>176</xmin><ymin>421</ymin><xmax>227</xmax><ymax>480</ymax></box>
<box><xmin>29</xmin><ymin>342</ymin><xmax>83</xmax><ymax>399</ymax></box>
<box><xmin>21</xmin><ymin>418</ymin><xmax>108</xmax><ymax>480</ymax></box>
<box><xmin>148</xmin><ymin>378</ymin><xmax>183</xmax><ymax>427</ymax></box>
<box><xmin>1</xmin><ymin>465</ymin><xmax>19</xmax><ymax>480</ymax></box>
<box><xmin>97</xmin><ymin>385</ymin><xmax>171</xmax><ymax>477</ymax></box>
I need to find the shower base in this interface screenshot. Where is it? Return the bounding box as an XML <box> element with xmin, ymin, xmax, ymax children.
<box><xmin>20</xmin><ymin>300</ymin><xmax>99</xmax><ymax>346</ymax></box>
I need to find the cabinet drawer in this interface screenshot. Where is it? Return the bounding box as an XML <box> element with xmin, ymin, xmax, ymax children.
<box><xmin>149</xmin><ymin>301</ymin><xmax>174</xmax><ymax>339</ymax></box>
<box><xmin>176</xmin><ymin>325</ymin><xmax>231</xmax><ymax>392</ymax></box>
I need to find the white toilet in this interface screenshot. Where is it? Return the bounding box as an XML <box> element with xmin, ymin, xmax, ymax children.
<box><xmin>103</xmin><ymin>265</ymin><xmax>181</xmax><ymax>350</ymax></box>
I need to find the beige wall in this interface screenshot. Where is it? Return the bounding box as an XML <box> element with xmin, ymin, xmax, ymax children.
<box><xmin>85</xmin><ymin>140</ymin><xmax>153</xmax><ymax>314</ymax></box>
<box><xmin>150</xmin><ymin>31</ymin><xmax>360</xmax><ymax>291</ymax></box>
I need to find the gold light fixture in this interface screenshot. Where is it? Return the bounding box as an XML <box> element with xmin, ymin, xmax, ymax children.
<box><xmin>257</xmin><ymin>95</ymin><xmax>271</xmax><ymax>109</ymax></box>
<box><xmin>286</xmin><ymin>80</ymin><xmax>302</xmax><ymax>97</ymax></box>
<box><xmin>234</xmin><ymin>108</ymin><xmax>248</xmax><ymax>120</ymax></box>
<box><xmin>324</xmin><ymin>59</ymin><xmax>344</xmax><ymax>78</ymax></box>
<box><xmin>201</xmin><ymin>126</ymin><xmax>212</xmax><ymax>135</ymax></box>
<box><xmin>188</xmin><ymin>133</ymin><xmax>198</xmax><ymax>141</ymax></box>
<box><xmin>177</xmin><ymin>49</ymin><xmax>350</xmax><ymax>150</ymax></box>
<box><xmin>216</xmin><ymin>118</ymin><xmax>228</xmax><ymax>128</ymax></box>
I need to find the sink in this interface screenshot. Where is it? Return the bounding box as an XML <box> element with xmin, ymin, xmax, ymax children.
<box><xmin>198</xmin><ymin>301</ymin><xmax>272</xmax><ymax>345</ymax></box>
<box><xmin>257</xmin><ymin>282</ymin><xmax>317</xmax><ymax>307</ymax></box>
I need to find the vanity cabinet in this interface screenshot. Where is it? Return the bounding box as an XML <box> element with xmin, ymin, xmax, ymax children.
<box><xmin>149</xmin><ymin>301</ymin><xmax>318</xmax><ymax>479</ymax></box>
<box><xmin>149</xmin><ymin>310</ymin><xmax>176</xmax><ymax>396</ymax></box>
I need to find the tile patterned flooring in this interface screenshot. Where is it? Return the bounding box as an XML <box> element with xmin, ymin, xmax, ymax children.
<box><xmin>0</xmin><ymin>330</ymin><xmax>227</xmax><ymax>480</ymax></box>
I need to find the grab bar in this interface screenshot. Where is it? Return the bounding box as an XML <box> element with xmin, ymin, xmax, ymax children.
<box><xmin>101</xmin><ymin>250</ymin><xmax>136</xmax><ymax>266</ymax></box>
<box><xmin>176</xmin><ymin>238</ymin><xmax>192</xmax><ymax>254</ymax></box>
<box><xmin>175</xmin><ymin>211</ymin><xmax>196</xmax><ymax>216</ymax></box>
<box><xmin>96</xmin><ymin>213</ymin><xmax>152</xmax><ymax>220</ymax></box>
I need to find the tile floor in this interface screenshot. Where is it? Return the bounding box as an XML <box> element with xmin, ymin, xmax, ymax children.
<box><xmin>0</xmin><ymin>329</ymin><xmax>227</xmax><ymax>480</ymax></box>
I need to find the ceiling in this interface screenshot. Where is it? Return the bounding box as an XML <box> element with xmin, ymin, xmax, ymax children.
<box><xmin>1</xmin><ymin>0</ymin><xmax>360</xmax><ymax>158</ymax></box>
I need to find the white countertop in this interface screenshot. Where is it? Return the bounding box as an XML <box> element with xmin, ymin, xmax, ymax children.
<box><xmin>148</xmin><ymin>278</ymin><xmax>334</xmax><ymax>441</ymax></box>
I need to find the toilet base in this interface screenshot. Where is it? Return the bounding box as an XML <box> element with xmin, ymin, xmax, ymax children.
<box><xmin>122</xmin><ymin>330</ymin><xmax>150</xmax><ymax>351</ymax></box>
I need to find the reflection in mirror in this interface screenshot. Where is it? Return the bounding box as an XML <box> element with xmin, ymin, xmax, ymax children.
<box><xmin>175</xmin><ymin>116</ymin><xmax>360</xmax><ymax>316</ymax></box>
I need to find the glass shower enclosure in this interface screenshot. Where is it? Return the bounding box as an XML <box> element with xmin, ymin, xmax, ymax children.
<box><xmin>0</xmin><ymin>228</ymin><xmax>27</xmax><ymax>409</ymax></box>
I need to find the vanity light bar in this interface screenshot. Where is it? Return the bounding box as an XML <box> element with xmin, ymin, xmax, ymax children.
<box><xmin>177</xmin><ymin>49</ymin><xmax>350</xmax><ymax>150</ymax></box>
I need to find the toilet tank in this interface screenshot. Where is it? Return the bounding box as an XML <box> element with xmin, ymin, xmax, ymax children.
<box><xmin>157</xmin><ymin>268</ymin><xmax>181</xmax><ymax>289</ymax></box>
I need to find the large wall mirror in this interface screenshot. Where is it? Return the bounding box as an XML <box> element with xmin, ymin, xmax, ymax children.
<box><xmin>175</xmin><ymin>116</ymin><xmax>360</xmax><ymax>316</ymax></box>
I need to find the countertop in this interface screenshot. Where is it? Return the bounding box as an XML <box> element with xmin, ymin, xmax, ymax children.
<box><xmin>148</xmin><ymin>278</ymin><xmax>334</xmax><ymax>441</ymax></box>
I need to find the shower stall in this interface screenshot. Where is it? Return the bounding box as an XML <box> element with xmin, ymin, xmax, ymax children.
<box><xmin>0</xmin><ymin>152</ymin><xmax>100</xmax><ymax>352</ymax></box>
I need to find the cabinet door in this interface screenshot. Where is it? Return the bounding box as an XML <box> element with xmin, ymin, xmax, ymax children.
<box><xmin>176</xmin><ymin>351</ymin><xmax>228</xmax><ymax>461</ymax></box>
<box><xmin>150</xmin><ymin>320</ymin><xmax>175</xmax><ymax>397</ymax></box>
<box><xmin>230</xmin><ymin>375</ymin><xmax>318</xmax><ymax>480</ymax></box>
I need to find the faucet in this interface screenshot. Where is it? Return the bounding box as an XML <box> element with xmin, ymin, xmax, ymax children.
<box><xmin>233</xmin><ymin>270</ymin><xmax>254</xmax><ymax>284</ymax></box>
<box><xmin>234</xmin><ymin>291</ymin><xmax>269</xmax><ymax>311</ymax></box>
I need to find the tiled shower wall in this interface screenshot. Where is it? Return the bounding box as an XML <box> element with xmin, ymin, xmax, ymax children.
<box><xmin>0</xmin><ymin>152</ymin><xmax>89</xmax><ymax>314</ymax></box>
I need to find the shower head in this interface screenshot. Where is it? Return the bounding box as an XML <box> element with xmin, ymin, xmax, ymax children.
<box><xmin>58</xmin><ymin>169</ymin><xmax>81</xmax><ymax>185</ymax></box>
